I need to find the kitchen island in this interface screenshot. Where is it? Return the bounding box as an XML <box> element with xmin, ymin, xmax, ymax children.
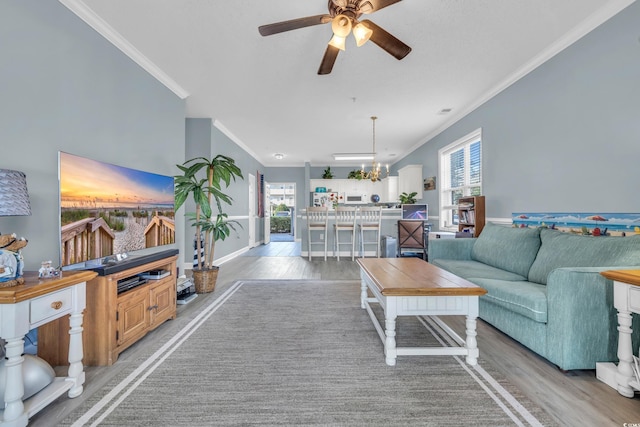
<box><xmin>299</xmin><ymin>208</ymin><xmax>430</xmax><ymax>259</ymax></box>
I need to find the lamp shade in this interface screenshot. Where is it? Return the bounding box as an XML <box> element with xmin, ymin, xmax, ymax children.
<box><xmin>331</xmin><ymin>14</ymin><xmax>352</xmax><ymax>38</ymax></box>
<box><xmin>0</xmin><ymin>169</ymin><xmax>32</xmax><ymax>216</ymax></box>
<box><xmin>328</xmin><ymin>34</ymin><xmax>347</xmax><ymax>51</ymax></box>
<box><xmin>353</xmin><ymin>22</ymin><xmax>373</xmax><ymax>47</ymax></box>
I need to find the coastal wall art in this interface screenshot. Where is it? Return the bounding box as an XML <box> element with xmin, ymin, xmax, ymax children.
<box><xmin>511</xmin><ymin>212</ymin><xmax>640</xmax><ymax>237</ymax></box>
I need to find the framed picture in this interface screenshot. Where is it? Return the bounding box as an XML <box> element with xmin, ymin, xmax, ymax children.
<box><xmin>424</xmin><ymin>176</ymin><xmax>436</xmax><ymax>191</ymax></box>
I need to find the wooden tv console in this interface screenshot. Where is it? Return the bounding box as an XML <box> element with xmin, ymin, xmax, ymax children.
<box><xmin>39</xmin><ymin>251</ymin><xmax>178</xmax><ymax>366</ymax></box>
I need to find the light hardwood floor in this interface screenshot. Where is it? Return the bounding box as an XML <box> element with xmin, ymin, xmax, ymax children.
<box><xmin>29</xmin><ymin>243</ymin><xmax>639</xmax><ymax>426</ymax></box>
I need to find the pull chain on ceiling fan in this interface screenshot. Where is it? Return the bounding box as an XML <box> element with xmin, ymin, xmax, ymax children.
<box><xmin>258</xmin><ymin>0</ymin><xmax>411</xmax><ymax>75</ymax></box>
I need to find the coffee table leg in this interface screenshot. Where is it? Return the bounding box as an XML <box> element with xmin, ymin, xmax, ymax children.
<box><xmin>385</xmin><ymin>306</ymin><xmax>397</xmax><ymax>366</ymax></box>
<box><xmin>360</xmin><ymin>279</ymin><xmax>367</xmax><ymax>309</ymax></box>
<box><xmin>465</xmin><ymin>314</ymin><xmax>479</xmax><ymax>365</ymax></box>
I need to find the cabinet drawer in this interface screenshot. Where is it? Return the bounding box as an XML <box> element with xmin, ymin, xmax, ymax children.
<box><xmin>629</xmin><ymin>286</ymin><xmax>640</xmax><ymax>312</ymax></box>
<box><xmin>31</xmin><ymin>288</ymin><xmax>73</xmax><ymax>325</ymax></box>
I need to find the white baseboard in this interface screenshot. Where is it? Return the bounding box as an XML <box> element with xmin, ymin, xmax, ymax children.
<box><xmin>182</xmin><ymin>246</ymin><xmax>250</xmax><ymax>273</ymax></box>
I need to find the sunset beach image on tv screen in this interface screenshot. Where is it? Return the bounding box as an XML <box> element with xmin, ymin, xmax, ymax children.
<box><xmin>59</xmin><ymin>152</ymin><xmax>175</xmax><ymax>267</ymax></box>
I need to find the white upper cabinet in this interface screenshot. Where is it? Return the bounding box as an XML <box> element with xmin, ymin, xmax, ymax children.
<box><xmin>380</xmin><ymin>176</ymin><xmax>398</xmax><ymax>203</ymax></box>
<box><xmin>398</xmin><ymin>165</ymin><xmax>423</xmax><ymax>199</ymax></box>
<box><xmin>311</xmin><ymin>179</ymin><xmax>373</xmax><ymax>195</ymax></box>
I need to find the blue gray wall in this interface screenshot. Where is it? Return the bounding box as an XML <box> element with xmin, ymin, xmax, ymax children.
<box><xmin>1</xmin><ymin>0</ymin><xmax>186</xmax><ymax>269</ymax></box>
<box><xmin>2</xmin><ymin>2</ymin><xmax>268</xmax><ymax>271</ymax></box>
<box><xmin>392</xmin><ymin>1</ymin><xmax>640</xmax><ymax>222</ymax></box>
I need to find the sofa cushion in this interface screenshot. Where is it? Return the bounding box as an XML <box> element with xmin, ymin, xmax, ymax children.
<box><xmin>470</xmin><ymin>222</ymin><xmax>542</xmax><ymax>277</ymax></box>
<box><xmin>430</xmin><ymin>259</ymin><xmax>528</xmax><ymax>282</ymax></box>
<box><xmin>472</xmin><ymin>278</ymin><xmax>548</xmax><ymax>323</ymax></box>
<box><xmin>528</xmin><ymin>229</ymin><xmax>640</xmax><ymax>285</ymax></box>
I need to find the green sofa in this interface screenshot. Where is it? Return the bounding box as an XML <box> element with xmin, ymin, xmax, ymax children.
<box><xmin>429</xmin><ymin>222</ymin><xmax>640</xmax><ymax>370</ymax></box>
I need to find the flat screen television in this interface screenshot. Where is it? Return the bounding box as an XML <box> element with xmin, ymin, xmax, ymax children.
<box><xmin>59</xmin><ymin>152</ymin><xmax>175</xmax><ymax>269</ymax></box>
<box><xmin>401</xmin><ymin>204</ymin><xmax>428</xmax><ymax>221</ymax></box>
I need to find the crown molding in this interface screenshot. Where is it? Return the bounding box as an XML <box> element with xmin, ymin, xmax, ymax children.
<box><xmin>213</xmin><ymin>119</ymin><xmax>263</xmax><ymax>165</ymax></box>
<box><xmin>59</xmin><ymin>0</ymin><xmax>189</xmax><ymax>100</ymax></box>
<box><xmin>400</xmin><ymin>0</ymin><xmax>635</xmax><ymax>162</ymax></box>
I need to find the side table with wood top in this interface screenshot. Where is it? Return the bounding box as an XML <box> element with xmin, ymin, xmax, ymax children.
<box><xmin>596</xmin><ymin>269</ymin><xmax>640</xmax><ymax>398</ymax></box>
<box><xmin>0</xmin><ymin>270</ymin><xmax>96</xmax><ymax>427</ymax></box>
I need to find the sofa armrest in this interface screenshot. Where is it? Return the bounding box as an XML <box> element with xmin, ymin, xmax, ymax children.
<box><xmin>545</xmin><ymin>266</ymin><xmax>640</xmax><ymax>370</ymax></box>
<box><xmin>428</xmin><ymin>238</ymin><xmax>476</xmax><ymax>261</ymax></box>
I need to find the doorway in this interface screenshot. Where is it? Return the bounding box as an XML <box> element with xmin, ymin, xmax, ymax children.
<box><xmin>268</xmin><ymin>182</ymin><xmax>296</xmax><ymax>243</ymax></box>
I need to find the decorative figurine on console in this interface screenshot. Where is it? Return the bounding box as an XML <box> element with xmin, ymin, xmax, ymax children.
<box><xmin>39</xmin><ymin>260</ymin><xmax>58</xmax><ymax>278</ymax></box>
<box><xmin>0</xmin><ymin>233</ymin><xmax>28</xmax><ymax>288</ymax></box>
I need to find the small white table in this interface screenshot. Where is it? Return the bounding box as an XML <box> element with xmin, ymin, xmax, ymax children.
<box><xmin>596</xmin><ymin>269</ymin><xmax>640</xmax><ymax>398</ymax></box>
<box><xmin>357</xmin><ymin>258</ymin><xmax>487</xmax><ymax>366</ymax></box>
<box><xmin>0</xmin><ymin>270</ymin><xmax>96</xmax><ymax>427</ymax></box>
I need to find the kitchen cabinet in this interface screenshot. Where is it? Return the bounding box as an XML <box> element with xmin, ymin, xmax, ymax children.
<box><xmin>378</xmin><ymin>176</ymin><xmax>398</xmax><ymax>203</ymax></box>
<box><xmin>398</xmin><ymin>165</ymin><xmax>423</xmax><ymax>199</ymax></box>
<box><xmin>310</xmin><ymin>179</ymin><xmax>374</xmax><ymax>201</ymax></box>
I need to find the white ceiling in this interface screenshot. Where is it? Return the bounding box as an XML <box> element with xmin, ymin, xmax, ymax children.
<box><xmin>74</xmin><ymin>0</ymin><xmax>630</xmax><ymax>167</ymax></box>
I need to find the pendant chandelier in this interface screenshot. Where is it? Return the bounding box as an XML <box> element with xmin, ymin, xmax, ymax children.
<box><xmin>360</xmin><ymin>116</ymin><xmax>389</xmax><ymax>182</ymax></box>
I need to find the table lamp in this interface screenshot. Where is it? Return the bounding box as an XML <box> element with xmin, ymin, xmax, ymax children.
<box><xmin>0</xmin><ymin>169</ymin><xmax>32</xmax><ymax>217</ymax></box>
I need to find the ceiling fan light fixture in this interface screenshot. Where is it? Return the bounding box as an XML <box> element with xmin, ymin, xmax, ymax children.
<box><xmin>328</xmin><ymin>34</ymin><xmax>347</xmax><ymax>51</ymax></box>
<box><xmin>353</xmin><ymin>22</ymin><xmax>373</xmax><ymax>47</ymax></box>
<box><xmin>331</xmin><ymin>14</ymin><xmax>352</xmax><ymax>38</ymax></box>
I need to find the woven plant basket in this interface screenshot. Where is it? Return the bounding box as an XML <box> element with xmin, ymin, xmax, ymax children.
<box><xmin>192</xmin><ymin>267</ymin><xmax>219</xmax><ymax>294</ymax></box>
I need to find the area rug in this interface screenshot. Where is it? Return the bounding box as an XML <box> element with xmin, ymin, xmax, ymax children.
<box><xmin>62</xmin><ymin>280</ymin><xmax>556</xmax><ymax>426</ymax></box>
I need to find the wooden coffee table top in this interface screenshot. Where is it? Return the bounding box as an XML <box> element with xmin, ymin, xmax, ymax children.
<box><xmin>357</xmin><ymin>258</ymin><xmax>487</xmax><ymax>297</ymax></box>
<box><xmin>601</xmin><ymin>269</ymin><xmax>640</xmax><ymax>287</ymax></box>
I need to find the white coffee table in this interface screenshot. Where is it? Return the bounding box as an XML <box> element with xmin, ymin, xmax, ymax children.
<box><xmin>357</xmin><ymin>258</ymin><xmax>487</xmax><ymax>366</ymax></box>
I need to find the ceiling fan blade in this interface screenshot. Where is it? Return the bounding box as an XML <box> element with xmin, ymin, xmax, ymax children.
<box><xmin>259</xmin><ymin>15</ymin><xmax>332</xmax><ymax>36</ymax></box>
<box><xmin>360</xmin><ymin>19</ymin><xmax>411</xmax><ymax>60</ymax></box>
<box><xmin>318</xmin><ymin>45</ymin><xmax>340</xmax><ymax>75</ymax></box>
<box><xmin>362</xmin><ymin>0</ymin><xmax>403</xmax><ymax>14</ymax></box>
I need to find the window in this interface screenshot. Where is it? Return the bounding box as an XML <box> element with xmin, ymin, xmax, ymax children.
<box><xmin>438</xmin><ymin>129</ymin><xmax>482</xmax><ymax>230</ymax></box>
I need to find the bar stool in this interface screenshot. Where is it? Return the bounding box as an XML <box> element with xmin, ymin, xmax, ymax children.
<box><xmin>358</xmin><ymin>206</ymin><xmax>382</xmax><ymax>257</ymax></box>
<box><xmin>333</xmin><ymin>206</ymin><xmax>357</xmax><ymax>261</ymax></box>
<box><xmin>306</xmin><ymin>207</ymin><xmax>329</xmax><ymax>261</ymax></box>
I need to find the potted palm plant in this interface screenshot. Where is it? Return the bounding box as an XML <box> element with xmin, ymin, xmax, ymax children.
<box><xmin>174</xmin><ymin>155</ymin><xmax>243</xmax><ymax>293</ymax></box>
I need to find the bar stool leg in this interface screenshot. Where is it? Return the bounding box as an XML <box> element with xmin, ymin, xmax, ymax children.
<box><xmin>323</xmin><ymin>228</ymin><xmax>328</xmax><ymax>261</ymax></box>
<box><xmin>374</xmin><ymin>228</ymin><xmax>380</xmax><ymax>258</ymax></box>
<box><xmin>351</xmin><ymin>228</ymin><xmax>355</xmax><ymax>261</ymax></box>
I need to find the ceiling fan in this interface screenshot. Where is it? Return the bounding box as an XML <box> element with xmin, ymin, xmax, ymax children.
<box><xmin>258</xmin><ymin>0</ymin><xmax>411</xmax><ymax>75</ymax></box>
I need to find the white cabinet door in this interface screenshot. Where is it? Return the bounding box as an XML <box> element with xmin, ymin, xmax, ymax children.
<box><xmin>398</xmin><ymin>165</ymin><xmax>423</xmax><ymax>199</ymax></box>
<box><xmin>381</xmin><ymin>176</ymin><xmax>398</xmax><ymax>203</ymax></box>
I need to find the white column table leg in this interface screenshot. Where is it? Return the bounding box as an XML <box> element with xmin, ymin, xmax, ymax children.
<box><xmin>465</xmin><ymin>315</ymin><xmax>479</xmax><ymax>366</ymax></box>
<box><xmin>2</xmin><ymin>336</ymin><xmax>28</xmax><ymax>427</ymax></box>
<box><xmin>615</xmin><ymin>308</ymin><xmax>635</xmax><ymax>397</ymax></box>
<box><xmin>384</xmin><ymin>300</ymin><xmax>397</xmax><ymax>366</ymax></box>
<box><xmin>67</xmin><ymin>311</ymin><xmax>85</xmax><ymax>398</ymax></box>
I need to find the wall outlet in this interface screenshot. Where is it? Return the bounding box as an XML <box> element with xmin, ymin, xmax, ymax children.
<box><xmin>320</xmin><ymin>234</ymin><xmax>324</xmax><ymax>240</ymax></box>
